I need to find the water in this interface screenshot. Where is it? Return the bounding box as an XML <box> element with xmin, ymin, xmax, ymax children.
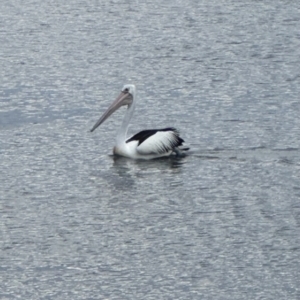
<box><xmin>1</xmin><ymin>1</ymin><xmax>300</xmax><ymax>299</ymax></box>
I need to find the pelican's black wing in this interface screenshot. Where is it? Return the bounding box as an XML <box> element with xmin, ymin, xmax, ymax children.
<box><xmin>126</xmin><ymin>127</ymin><xmax>187</xmax><ymax>154</ymax></box>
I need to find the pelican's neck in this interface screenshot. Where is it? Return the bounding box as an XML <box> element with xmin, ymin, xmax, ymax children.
<box><xmin>116</xmin><ymin>99</ymin><xmax>135</xmax><ymax>146</ymax></box>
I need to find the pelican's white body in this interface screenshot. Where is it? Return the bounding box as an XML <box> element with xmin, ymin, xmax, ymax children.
<box><xmin>113</xmin><ymin>141</ymin><xmax>172</xmax><ymax>160</ymax></box>
<box><xmin>114</xmin><ymin>130</ymin><xmax>179</xmax><ymax>159</ymax></box>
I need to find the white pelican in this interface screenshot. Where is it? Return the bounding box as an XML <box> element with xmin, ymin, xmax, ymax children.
<box><xmin>90</xmin><ymin>84</ymin><xmax>189</xmax><ymax>159</ymax></box>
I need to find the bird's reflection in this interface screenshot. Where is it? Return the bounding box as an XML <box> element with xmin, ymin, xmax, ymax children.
<box><xmin>89</xmin><ymin>154</ymin><xmax>187</xmax><ymax>197</ymax></box>
<box><xmin>109</xmin><ymin>154</ymin><xmax>186</xmax><ymax>188</ymax></box>
<box><xmin>112</xmin><ymin>154</ymin><xmax>186</xmax><ymax>172</ymax></box>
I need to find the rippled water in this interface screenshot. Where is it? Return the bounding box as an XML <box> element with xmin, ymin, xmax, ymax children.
<box><xmin>1</xmin><ymin>1</ymin><xmax>300</xmax><ymax>299</ymax></box>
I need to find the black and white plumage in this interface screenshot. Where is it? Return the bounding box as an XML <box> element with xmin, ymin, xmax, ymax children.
<box><xmin>126</xmin><ymin>128</ymin><xmax>186</xmax><ymax>154</ymax></box>
<box><xmin>90</xmin><ymin>85</ymin><xmax>189</xmax><ymax>159</ymax></box>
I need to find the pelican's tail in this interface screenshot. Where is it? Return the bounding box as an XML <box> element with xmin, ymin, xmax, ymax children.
<box><xmin>173</xmin><ymin>137</ymin><xmax>189</xmax><ymax>156</ymax></box>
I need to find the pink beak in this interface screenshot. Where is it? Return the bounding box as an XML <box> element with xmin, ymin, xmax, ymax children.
<box><xmin>90</xmin><ymin>91</ymin><xmax>130</xmax><ymax>132</ymax></box>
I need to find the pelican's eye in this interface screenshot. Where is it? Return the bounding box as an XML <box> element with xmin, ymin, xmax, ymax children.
<box><xmin>123</xmin><ymin>88</ymin><xmax>129</xmax><ymax>93</ymax></box>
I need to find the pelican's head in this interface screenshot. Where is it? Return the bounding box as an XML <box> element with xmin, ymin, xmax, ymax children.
<box><xmin>122</xmin><ymin>84</ymin><xmax>136</xmax><ymax>98</ymax></box>
<box><xmin>90</xmin><ymin>84</ymin><xmax>136</xmax><ymax>132</ymax></box>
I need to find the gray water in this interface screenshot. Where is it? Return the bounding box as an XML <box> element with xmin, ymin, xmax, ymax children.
<box><xmin>1</xmin><ymin>1</ymin><xmax>300</xmax><ymax>299</ymax></box>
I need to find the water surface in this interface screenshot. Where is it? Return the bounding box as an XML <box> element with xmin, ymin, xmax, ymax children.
<box><xmin>1</xmin><ymin>1</ymin><xmax>300</xmax><ymax>299</ymax></box>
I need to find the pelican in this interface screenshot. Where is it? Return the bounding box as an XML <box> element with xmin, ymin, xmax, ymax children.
<box><xmin>90</xmin><ymin>84</ymin><xmax>189</xmax><ymax>159</ymax></box>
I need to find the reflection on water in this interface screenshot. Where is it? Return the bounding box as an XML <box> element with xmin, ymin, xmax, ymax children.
<box><xmin>112</xmin><ymin>154</ymin><xmax>186</xmax><ymax>171</ymax></box>
<box><xmin>95</xmin><ymin>155</ymin><xmax>187</xmax><ymax>191</ymax></box>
